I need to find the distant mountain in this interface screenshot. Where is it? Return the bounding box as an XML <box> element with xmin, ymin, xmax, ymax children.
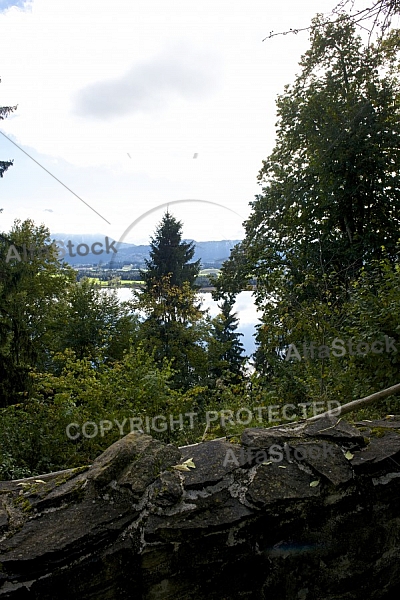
<box><xmin>51</xmin><ymin>234</ymin><xmax>241</xmax><ymax>268</ymax></box>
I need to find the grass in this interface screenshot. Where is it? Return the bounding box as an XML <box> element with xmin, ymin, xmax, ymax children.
<box><xmin>84</xmin><ymin>278</ymin><xmax>145</xmax><ymax>287</ymax></box>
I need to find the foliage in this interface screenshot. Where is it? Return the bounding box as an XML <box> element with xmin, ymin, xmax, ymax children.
<box><xmin>0</xmin><ymin>346</ymin><xmax>180</xmax><ymax>478</ymax></box>
<box><xmin>218</xmin><ymin>16</ymin><xmax>400</xmax><ymax>413</ymax></box>
<box><xmin>46</xmin><ymin>278</ymin><xmax>140</xmax><ymax>368</ymax></box>
<box><xmin>249</xmin><ymin>16</ymin><xmax>400</xmax><ymax>306</ymax></box>
<box><xmin>252</xmin><ymin>257</ymin><xmax>400</xmax><ymax>411</ymax></box>
<box><xmin>0</xmin><ymin>220</ymin><xmax>76</xmax><ymax>406</ymax></box>
<box><xmin>3</xmin><ymin>17</ymin><xmax>400</xmax><ymax>480</ymax></box>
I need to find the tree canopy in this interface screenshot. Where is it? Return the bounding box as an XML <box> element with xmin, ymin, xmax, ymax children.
<box><xmin>0</xmin><ymin>220</ymin><xmax>76</xmax><ymax>406</ymax></box>
<box><xmin>219</xmin><ymin>15</ymin><xmax>400</xmax><ymax>404</ymax></box>
<box><xmin>222</xmin><ymin>16</ymin><xmax>400</xmax><ymax>303</ymax></box>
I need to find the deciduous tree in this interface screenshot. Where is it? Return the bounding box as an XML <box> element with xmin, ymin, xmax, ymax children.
<box><xmin>0</xmin><ymin>220</ymin><xmax>76</xmax><ymax>406</ymax></box>
<box><xmin>220</xmin><ymin>16</ymin><xmax>400</xmax><ymax>403</ymax></box>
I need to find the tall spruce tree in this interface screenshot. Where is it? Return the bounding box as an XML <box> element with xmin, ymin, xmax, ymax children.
<box><xmin>208</xmin><ymin>294</ymin><xmax>246</xmax><ymax>384</ymax></box>
<box><xmin>142</xmin><ymin>211</ymin><xmax>200</xmax><ymax>290</ymax></box>
<box><xmin>136</xmin><ymin>211</ymin><xmax>207</xmax><ymax>389</ymax></box>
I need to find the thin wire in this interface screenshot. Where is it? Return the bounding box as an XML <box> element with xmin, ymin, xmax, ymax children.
<box><xmin>0</xmin><ymin>130</ymin><xmax>111</xmax><ymax>225</ymax></box>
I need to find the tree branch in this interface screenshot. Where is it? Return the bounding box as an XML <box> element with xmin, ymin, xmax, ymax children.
<box><xmin>263</xmin><ymin>0</ymin><xmax>400</xmax><ymax>41</ymax></box>
<box><xmin>306</xmin><ymin>381</ymin><xmax>400</xmax><ymax>421</ymax></box>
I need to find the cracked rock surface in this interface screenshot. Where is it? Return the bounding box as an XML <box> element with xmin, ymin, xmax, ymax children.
<box><xmin>1</xmin><ymin>418</ymin><xmax>400</xmax><ymax>599</ymax></box>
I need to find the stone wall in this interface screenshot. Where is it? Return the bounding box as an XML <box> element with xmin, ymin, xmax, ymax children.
<box><xmin>1</xmin><ymin>415</ymin><xmax>400</xmax><ymax>599</ymax></box>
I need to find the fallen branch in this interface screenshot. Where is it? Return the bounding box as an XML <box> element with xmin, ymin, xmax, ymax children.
<box><xmin>306</xmin><ymin>382</ymin><xmax>400</xmax><ymax>422</ymax></box>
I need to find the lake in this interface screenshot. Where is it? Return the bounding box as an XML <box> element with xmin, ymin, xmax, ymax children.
<box><xmin>110</xmin><ymin>288</ymin><xmax>260</xmax><ymax>357</ymax></box>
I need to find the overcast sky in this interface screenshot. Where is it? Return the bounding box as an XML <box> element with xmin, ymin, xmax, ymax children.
<box><xmin>0</xmin><ymin>0</ymin><xmax>377</xmax><ymax>244</ymax></box>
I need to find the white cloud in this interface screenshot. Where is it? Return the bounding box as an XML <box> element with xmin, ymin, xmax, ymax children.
<box><xmin>74</xmin><ymin>44</ymin><xmax>221</xmax><ymax>119</ymax></box>
<box><xmin>0</xmin><ymin>0</ymin><xmax>29</xmax><ymax>12</ymax></box>
<box><xmin>0</xmin><ymin>0</ymin><xmax>336</xmax><ymax>240</ymax></box>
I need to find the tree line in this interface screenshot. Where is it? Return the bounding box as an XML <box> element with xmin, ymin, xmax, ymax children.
<box><xmin>1</xmin><ymin>12</ymin><xmax>400</xmax><ymax>479</ymax></box>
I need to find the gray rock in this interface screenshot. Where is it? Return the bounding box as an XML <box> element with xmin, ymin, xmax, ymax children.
<box><xmin>1</xmin><ymin>419</ymin><xmax>400</xmax><ymax>599</ymax></box>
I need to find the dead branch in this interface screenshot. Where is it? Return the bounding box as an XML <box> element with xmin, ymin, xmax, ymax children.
<box><xmin>306</xmin><ymin>381</ymin><xmax>400</xmax><ymax>422</ymax></box>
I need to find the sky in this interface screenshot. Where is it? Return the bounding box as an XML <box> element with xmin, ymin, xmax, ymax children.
<box><xmin>0</xmin><ymin>0</ymin><xmax>374</xmax><ymax>245</ymax></box>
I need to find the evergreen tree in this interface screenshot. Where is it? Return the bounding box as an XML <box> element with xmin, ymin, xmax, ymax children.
<box><xmin>142</xmin><ymin>211</ymin><xmax>200</xmax><ymax>290</ymax></box>
<box><xmin>209</xmin><ymin>294</ymin><xmax>246</xmax><ymax>383</ymax></box>
<box><xmin>136</xmin><ymin>212</ymin><xmax>207</xmax><ymax>389</ymax></box>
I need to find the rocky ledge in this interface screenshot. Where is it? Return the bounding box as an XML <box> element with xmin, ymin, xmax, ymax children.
<box><xmin>1</xmin><ymin>416</ymin><xmax>400</xmax><ymax>599</ymax></box>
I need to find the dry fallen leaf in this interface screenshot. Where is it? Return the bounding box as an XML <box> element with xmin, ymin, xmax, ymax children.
<box><xmin>172</xmin><ymin>464</ymin><xmax>191</xmax><ymax>472</ymax></box>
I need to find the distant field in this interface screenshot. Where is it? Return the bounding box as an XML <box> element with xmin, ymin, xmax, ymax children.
<box><xmin>84</xmin><ymin>273</ymin><xmax>219</xmax><ymax>286</ymax></box>
<box><xmin>198</xmin><ymin>269</ymin><xmax>221</xmax><ymax>276</ymax></box>
<box><xmin>85</xmin><ymin>278</ymin><xmax>145</xmax><ymax>287</ymax></box>
<box><xmin>82</xmin><ymin>275</ymin><xmax>221</xmax><ymax>289</ymax></box>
